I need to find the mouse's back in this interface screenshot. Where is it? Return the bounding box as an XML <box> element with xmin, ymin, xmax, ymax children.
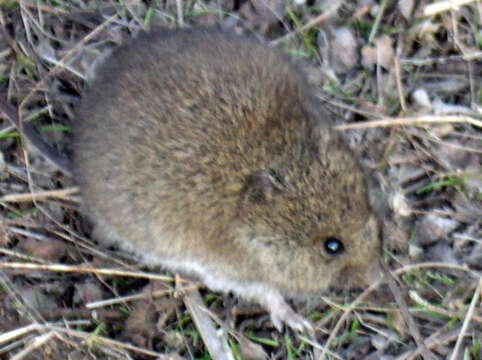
<box><xmin>74</xmin><ymin>28</ymin><xmax>321</xmax><ymax>256</ymax></box>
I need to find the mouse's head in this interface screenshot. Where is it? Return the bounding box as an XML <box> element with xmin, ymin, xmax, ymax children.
<box><xmin>234</xmin><ymin>130</ymin><xmax>382</xmax><ymax>296</ymax></box>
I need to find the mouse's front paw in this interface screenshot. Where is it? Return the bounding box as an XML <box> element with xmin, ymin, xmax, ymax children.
<box><xmin>268</xmin><ymin>300</ymin><xmax>312</xmax><ymax>332</ymax></box>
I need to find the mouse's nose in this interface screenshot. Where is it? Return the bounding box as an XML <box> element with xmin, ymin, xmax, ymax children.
<box><xmin>341</xmin><ymin>259</ymin><xmax>385</xmax><ymax>289</ymax></box>
<box><xmin>363</xmin><ymin>260</ymin><xmax>385</xmax><ymax>287</ymax></box>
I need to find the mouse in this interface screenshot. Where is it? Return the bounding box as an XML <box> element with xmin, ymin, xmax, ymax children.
<box><xmin>73</xmin><ymin>28</ymin><xmax>381</xmax><ymax>331</ymax></box>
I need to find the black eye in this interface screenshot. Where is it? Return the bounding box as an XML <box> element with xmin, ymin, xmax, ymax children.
<box><xmin>324</xmin><ymin>237</ymin><xmax>344</xmax><ymax>255</ymax></box>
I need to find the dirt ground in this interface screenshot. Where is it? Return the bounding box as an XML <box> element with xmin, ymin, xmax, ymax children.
<box><xmin>0</xmin><ymin>0</ymin><xmax>481</xmax><ymax>359</ymax></box>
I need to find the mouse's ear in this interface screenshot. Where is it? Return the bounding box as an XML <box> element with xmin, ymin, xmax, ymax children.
<box><xmin>243</xmin><ymin>169</ymin><xmax>284</xmax><ymax>203</ymax></box>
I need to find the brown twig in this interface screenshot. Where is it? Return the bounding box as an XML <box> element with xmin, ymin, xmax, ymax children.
<box><xmin>448</xmin><ymin>279</ymin><xmax>481</xmax><ymax>360</ymax></box>
<box><xmin>424</xmin><ymin>0</ymin><xmax>480</xmax><ymax>17</ymax></box>
<box><xmin>401</xmin><ymin>51</ymin><xmax>482</xmax><ymax>65</ymax></box>
<box><xmin>0</xmin><ymin>262</ymin><xmax>175</xmax><ymax>282</ymax></box>
<box><xmin>394</xmin><ymin>53</ymin><xmax>407</xmax><ymax>112</ymax></box>
<box><xmin>1</xmin><ymin>187</ymin><xmax>79</xmax><ymax>202</ymax></box>
<box><xmin>396</xmin><ymin>325</ymin><xmax>466</xmax><ymax>360</ymax></box>
<box><xmin>334</xmin><ymin>115</ymin><xmax>482</xmax><ymax>130</ymax></box>
<box><xmin>86</xmin><ymin>283</ymin><xmax>200</xmax><ymax>309</ymax></box>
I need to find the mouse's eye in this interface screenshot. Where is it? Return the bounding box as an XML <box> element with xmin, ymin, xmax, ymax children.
<box><xmin>324</xmin><ymin>237</ymin><xmax>344</xmax><ymax>256</ymax></box>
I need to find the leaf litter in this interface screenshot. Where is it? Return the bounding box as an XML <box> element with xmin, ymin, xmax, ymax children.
<box><xmin>0</xmin><ymin>0</ymin><xmax>481</xmax><ymax>359</ymax></box>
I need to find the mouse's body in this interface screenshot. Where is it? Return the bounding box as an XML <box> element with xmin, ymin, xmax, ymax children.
<box><xmin>73</xmin><ymin>28</ymin><xmax>380</xmax><ymax>330</ymax></box>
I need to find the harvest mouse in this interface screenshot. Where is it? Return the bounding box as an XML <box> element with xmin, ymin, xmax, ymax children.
<box><xmin>73</xmin><ymin>28</ymin><xmax>381</xmax><ymax>331</ymax></box>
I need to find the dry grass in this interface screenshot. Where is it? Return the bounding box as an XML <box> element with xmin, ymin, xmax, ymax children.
<box><xmin>0</xmin><ymin>0</ymin><xmax>481</xmax><ymax>359</ymax></box>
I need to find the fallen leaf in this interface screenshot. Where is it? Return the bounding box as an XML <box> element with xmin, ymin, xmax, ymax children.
<box><xmin>330</xmin><ymin>27</ymin><xmax>359</xmax><ymax>73</ymax></box>
<box><xmin>124</xmin><ymin>299</ymin><xmax>158</xmax><ymax>348</ymax></box>
<box><xmin>361</xmin><ymin>35</ymin><xmax>394</xmax><ymax>69</ymax></box>
<box><xmin>240</xmin><ymin>0</ymin><xmax>286</xmax><ymax>33</ymax></box>
<box><xmin>413</xmin><ymin>213</ymin><xmax>458</xmax><ymax>246</ymax></box>
<box><xmin>17</xmin><ymin>238</ymin><xmax>68</xmax><ymax>262</ymax></box>
<box><xmin>73</xmin><ymin>281</ymin><xmax>104</xmax><ymax>305</ymax></box>
<box><xmin>237</xmin><ymin>335</ymin><xmax>268</xmax><ymax>360</ymax></box>
<box><xmin>17</xmin><ymin>287</ymin><xmax>58</xmax><ymax>314</ymax></box>
<box><xmin>398</xmin><ymin>0</ymin><xmax>414</xmax><ymax>20</ymax></box>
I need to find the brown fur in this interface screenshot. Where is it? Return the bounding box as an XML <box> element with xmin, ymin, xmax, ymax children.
<box><xmin>74</xmin><ymin>28</ymin><xmax>381</xmax><ymax>329</ymax></box>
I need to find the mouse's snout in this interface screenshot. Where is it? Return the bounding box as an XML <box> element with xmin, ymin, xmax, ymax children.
<box><xmin>340</xmin><ymin>258</ymin><xmax>384</xmax><ymax>289</ymax></box>
<box><xmin>363</xmin><ymin>259</ymin><xmax>385</xmax><ymax>287</ymax></box>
